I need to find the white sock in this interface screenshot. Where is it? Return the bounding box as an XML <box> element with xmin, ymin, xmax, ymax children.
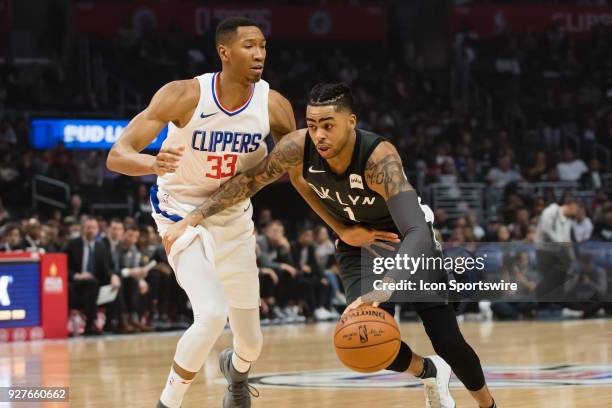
<box><xmin>159</xmin><ymin>367</ymin><xmax>194</xmax><ymax>408</ymax></box>
<box><xmin>231</xmin><ymin>352</ymin><xmax>251</xmax><ymax>373</ymax></box>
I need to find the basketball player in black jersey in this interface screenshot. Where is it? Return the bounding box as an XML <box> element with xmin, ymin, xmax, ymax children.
<box><xmin>164</xmin><ymin>83</ymin><xmax>498</xmax><ymax>408</ymax></box>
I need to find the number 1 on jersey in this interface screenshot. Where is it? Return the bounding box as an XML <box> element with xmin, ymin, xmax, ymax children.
<box><xmin>343</xmin><ymin>206</ymin><xmax>358</xmax><ymax>222</ymax></box>
<box><xmin>206</xmin><ymin>154</ymin><xmax>238</xmax><ymax>179</ymax></box>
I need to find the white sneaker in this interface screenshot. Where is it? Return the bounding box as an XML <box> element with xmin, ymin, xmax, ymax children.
<box><xmin>314</xmin><ymin>307</ymin><xmax>329</xmax><ymax>321</ymax></box>
<box><xmin>561</xmin><ymin>308</ymin><xmax>583</xmax><ymax>318</ymax></box>
<box><xmin>332</xmin><ymin>293</ymin><xmax>347</xmax><ymax>306</ymax></box>
<box><xmin>479</xmin><ymin>301</ymin><xmax>493</xmax><ymax>321</ymax></box>
<box><xmin>422</xmin><ymin>355</ymin><xmax>455</xmax><ymax>408</ymax></box>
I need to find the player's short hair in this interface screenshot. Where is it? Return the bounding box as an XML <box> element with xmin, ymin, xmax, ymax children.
<box><xmin>308</xmin><ymin>82</ymin><xmax>354</xmax><ymax>113</ymax></box>
<box><xmin>215</xmin><ymin>17</ymin><xmax>261</xmax><ymax>46</ymax></box>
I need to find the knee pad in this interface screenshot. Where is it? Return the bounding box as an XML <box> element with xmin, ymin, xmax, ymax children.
<box><xmin>192</xmin><ymin>309</ymin><xmax>227</xmax><ymax>333</ymax></box>
<box><xmin>234</xmin><ymin>328</ymin><xmax>263</xmax><ymax>362</ymax></box>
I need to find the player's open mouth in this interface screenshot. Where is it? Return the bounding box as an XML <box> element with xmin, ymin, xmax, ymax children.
<box><xmin>317</xmin><ymin>145</ymin><xmax>330</xmax><ymax>153</ymax></box>
<box><xmin>250</xmin><ymin>65</ymin><xmax>263</xmax><ymax>73</ymax></box>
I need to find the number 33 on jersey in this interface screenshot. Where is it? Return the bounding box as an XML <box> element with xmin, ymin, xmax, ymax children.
<box><xmin>154</xmin><ymin>72</ymin><xmax>270</xmax><ymax>206</ymax></box>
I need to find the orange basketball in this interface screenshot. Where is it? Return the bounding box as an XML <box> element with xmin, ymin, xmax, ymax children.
<box><xmin>334</xmin><ymin>306</ymin><xmax>401</xmax><ymax>373</ymax></box>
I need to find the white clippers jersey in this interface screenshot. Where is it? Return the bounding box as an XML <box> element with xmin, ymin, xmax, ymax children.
<box><xmin>152</xmin><ymin>72</ymin><xmax>270</xmax><ymax>218</ymax></box>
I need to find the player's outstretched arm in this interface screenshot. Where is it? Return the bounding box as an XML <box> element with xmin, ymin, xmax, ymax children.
<box><xmin>106</xmin><ymin>80</ymin><xmax>197</xmax><ymax>176</ymax></box>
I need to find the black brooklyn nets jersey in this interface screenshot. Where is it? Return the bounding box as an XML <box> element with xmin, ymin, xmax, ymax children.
<box><xmin>302</xmin><ymin>129</ymin><xmax>399</xmax><ymax>233</ymax></box>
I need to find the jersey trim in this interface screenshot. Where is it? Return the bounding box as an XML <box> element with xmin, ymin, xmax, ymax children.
<box><xmin>150</xmin><ymin>185</ymin><xmax>184</xmax><ymax>222</ymax></box>
<box><xmin>211</xmin><ymin>72</ymin><xmax>255</xmax><ymax>116</ymax></box>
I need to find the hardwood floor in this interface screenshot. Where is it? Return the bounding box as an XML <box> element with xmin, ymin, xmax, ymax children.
<box><xmin>1</xmin><ymin>319</ymin><xmax>611</xmax><ymax>407</ymax></box>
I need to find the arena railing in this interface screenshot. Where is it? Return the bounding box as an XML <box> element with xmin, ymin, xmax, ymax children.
<box><xmin>32</xmin><ymin>175</ymin><xmax>71</xmax><ymax>211</ymax></box>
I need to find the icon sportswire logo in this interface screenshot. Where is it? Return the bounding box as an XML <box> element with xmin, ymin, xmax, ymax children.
<box><xmin>308</xmin><ymin>166</ymin><xmax>325</xmax><ymax>173</ymax></box>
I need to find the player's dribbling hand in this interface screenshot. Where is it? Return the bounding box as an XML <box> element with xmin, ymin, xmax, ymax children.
<box><xmin>339</xmin><ymin>225</ymin><xmax>400</xmax><ymax>257</ymax></box>
<box><xmin>162</xmin><ymin>218</ymin><xmax>190</xmax><ymax>255</ymax></box>
<box><xmin>343</xmin><ymin>278</ymin><xmax>395</xmax><ymax>315</ymax></box>
<box><xmin>152</xmin><ymin>146</ymin><xmax>185</xmax><ymax>176</ymax></box>
<box><xmin>343</xmin><ymin>296</ymin><xmax>381</xmax><ymax>315</ymax></box>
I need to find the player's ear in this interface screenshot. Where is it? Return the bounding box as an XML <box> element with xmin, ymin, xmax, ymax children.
<box><xmin>218</xmin><ymin>45</ymin><xmax>230</xmax><ymax>63</ymax></box>
<box><xmin>348</xmin><ymin>113</ymin><xmax>357</xmax><ymax>130</ymax></box>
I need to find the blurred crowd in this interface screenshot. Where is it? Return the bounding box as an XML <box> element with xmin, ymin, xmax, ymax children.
<box><xmin>1</xmin><ymin>3</ymin><xmax>612</xmax><ymax>334</ymax></box>
<box><xmin>0</xmin><ymin>210</ymin><xmax>348</xmax><ymax>335</ymax></box>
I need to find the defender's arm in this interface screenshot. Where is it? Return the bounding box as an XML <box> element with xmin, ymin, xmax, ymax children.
<box><xmin>106</xmin><ymin>80</ymin><xmax>198</xmax><ymax>176</ymax></box>
<box><xmin>268</xmin><ymin>89</ymin><xmax>297</xmax><ymax>143</ymax></box>
<box><xmin>183</xmin><ymin>130</ymin><xmax>305</xmax><ymax>226</ymax></box>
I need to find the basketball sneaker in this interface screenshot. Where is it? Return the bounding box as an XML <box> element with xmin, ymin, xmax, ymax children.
<box><xmin>422</xmin><ymin>355</ymin><xmax>455</xmax><ymax>408</ymax></box>
<box><xmin>219</xmin><ymin>348</ymin><xmax>259</xmax><ymax>408</ymax></box>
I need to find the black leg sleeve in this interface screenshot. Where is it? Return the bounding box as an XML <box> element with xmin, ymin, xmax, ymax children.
<box><xmin>385</xmin><ymin>341</ymin><xmax>413</xmax><ymax>372</ymax></box>
<box><xmin>417</xmin><ymin>305</ymin><xmax>486</xmax><ymax>391</ymax></box>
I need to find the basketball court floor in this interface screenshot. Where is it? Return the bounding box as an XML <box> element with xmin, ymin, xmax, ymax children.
<box><xmin>1</xmin><ymin>319</ymin><xmax>611</xmax><ymax>407</ymax></box>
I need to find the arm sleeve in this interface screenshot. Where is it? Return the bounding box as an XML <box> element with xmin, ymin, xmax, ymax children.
<box><xmin>385</xmin><ymin>190</ymin><xmax>439</xmax><ymax>283</ymax></box>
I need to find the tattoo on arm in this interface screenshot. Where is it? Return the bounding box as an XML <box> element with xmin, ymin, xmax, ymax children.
<box><xmin>188</xmin><ymin>138</ymin><xmax>303</xmax><ymax>221</ymax></box>
<box><xmin>364</xmin><ymin>154</ymin><xmax>412</xmax><ymax>199</ymax></box>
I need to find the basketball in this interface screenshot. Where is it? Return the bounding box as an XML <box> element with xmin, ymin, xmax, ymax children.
<box><xmin>334</xmin><ymin>306</ymin><xmax>401</xmax><ymax>373</ymax></box>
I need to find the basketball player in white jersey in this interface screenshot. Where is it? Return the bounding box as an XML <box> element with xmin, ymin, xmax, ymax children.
<box><xmin>106</xmin><ymin>17</ymin><xmax>295</xmax><ymax>408</ymax></box>
<box><xmin>107</xmin><ymin>17</ymin><xmax>398</xmax><ymax>408</ymax></box>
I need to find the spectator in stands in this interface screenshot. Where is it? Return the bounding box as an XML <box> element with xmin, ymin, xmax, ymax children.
<box><xmin>535</xmin><ymin>196</ymin><xmax>580</xmax><ymax>304</ymax></box>
<box><xmin>68</xmin><ymin>194</ymin><xmax>84</xmax><ymax>220</ymax></box>
<box><xmin>39</xmin><ymin>224</ymin><xmax>60</xmax><ymax>252</ymax></box>
<box><xmin>65</xmin><ymin>217</ymin><xmax>113</xmax><ymax>335</ymax></box>
<box><xmin>466</xmin><ymin>211</ymin><xmax>485</xmax><ymax>241</ymax></box>
<box><xmin>23</xmin><ymin>218</ymin><xmax>44</xmax><ymax>252</ymax></box>
<box><xmin>584</xmin><ymin>158</ymin><xmax>603</xmax><ymax>190</ymax></box>
<box><xmin>497</xmin><ymin>225</ymin><xmax>511</xmax><ymax>243</ymax></box>
<box><xmin>133</xmin><ymin>184</ymin><xmax>153</xmax><ymax>225</ymax></box>
<box><xmin>117</xmin><ymin>225</ymin><xmax>151</xmax><ymax>331</ymax></box>
<box><xmin>573</xmin><ymin>203</ymin><xmax>593</xmax><ymax>243</ymax></box>
<box><xmin>257</xmin><ymin>239</ymin><xmax>280</xmax><ymax>322</ymax></box>
<box><xmin>0</xmin><ymin>118</ymin><xmax>17</xmax><ymax>147</ymax></box>
<box><xmin>434</xmin><ymin>208</ymin><xmax>452</xmax><ymax>241</ymax></box>
<box><xmin>77</xmin><ymin>151</ymin><xmax>104</xmax><ymax>195</ymax></box>
<box><xmin>592</xmin><ymin>206</ymin><xmax>612</xmax><ymax>241</ymax></box>
<box><xmin>47</xmin><ymin>150</ymin><xmax>75</xmax><ymax>186</ymax></box>
<box><xmin>509</xmin><ymin>207</ymin><xmax>530</xmax><ymax>241</ymax></box>
<box><xmin>256</xmin><ymin>208</ymin><xmax>272</xmax><ymax>231</ymax></box>
<box><xmin>0</xmin><ymin>224</ymin><xmax>26</xmax><ymax>251</ymax></box>
<box><xmin>491</xmin><ymin>252</ymin><xmax>538</xmax><ymax>320</ymax></box>
<box><xmin>483</xmin><ymin>215</ymin><xmax>502</xmax><ymax>241</ymax></box>
<box><xmin>314</xmin><ymin>225</ymin><xmax>345</xmax><ymax>306</ymax></box>
<box><xmin>524</xmin><ymin>151</ymin><xmax>550</xmax><ymax>182</ymax></box>
<box><xmin>556</xmin><ymin>147</ymin><xmax>588</xmax><ymax>182</ymax></box>
<box><xmin>291</xmin><ymin>228</ymin><xmax>336</xmax><ymax>321</ymax></box>
<box><xmin>486</xmin><ymin>154</ymin><xmax>522</xmax><ymax>188</ymax></box>
<box><xmin>438</xmin><ymin>159</ymin><xmax>461</xmax><ymax>199</ymax></box>
<box><xmin>257</xmin><ymin>220</ymin><xmax>301</xmax><ymax>321</ymax></box>
<box><xmin>0</xmin><ymin>198</ymin><xmax>9</xmax><ymax>226</ymax></box>
<box><xmin>564</xmin><ymin>253</ymin><xmax>607</xmax><ymax>318</ymax></box>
